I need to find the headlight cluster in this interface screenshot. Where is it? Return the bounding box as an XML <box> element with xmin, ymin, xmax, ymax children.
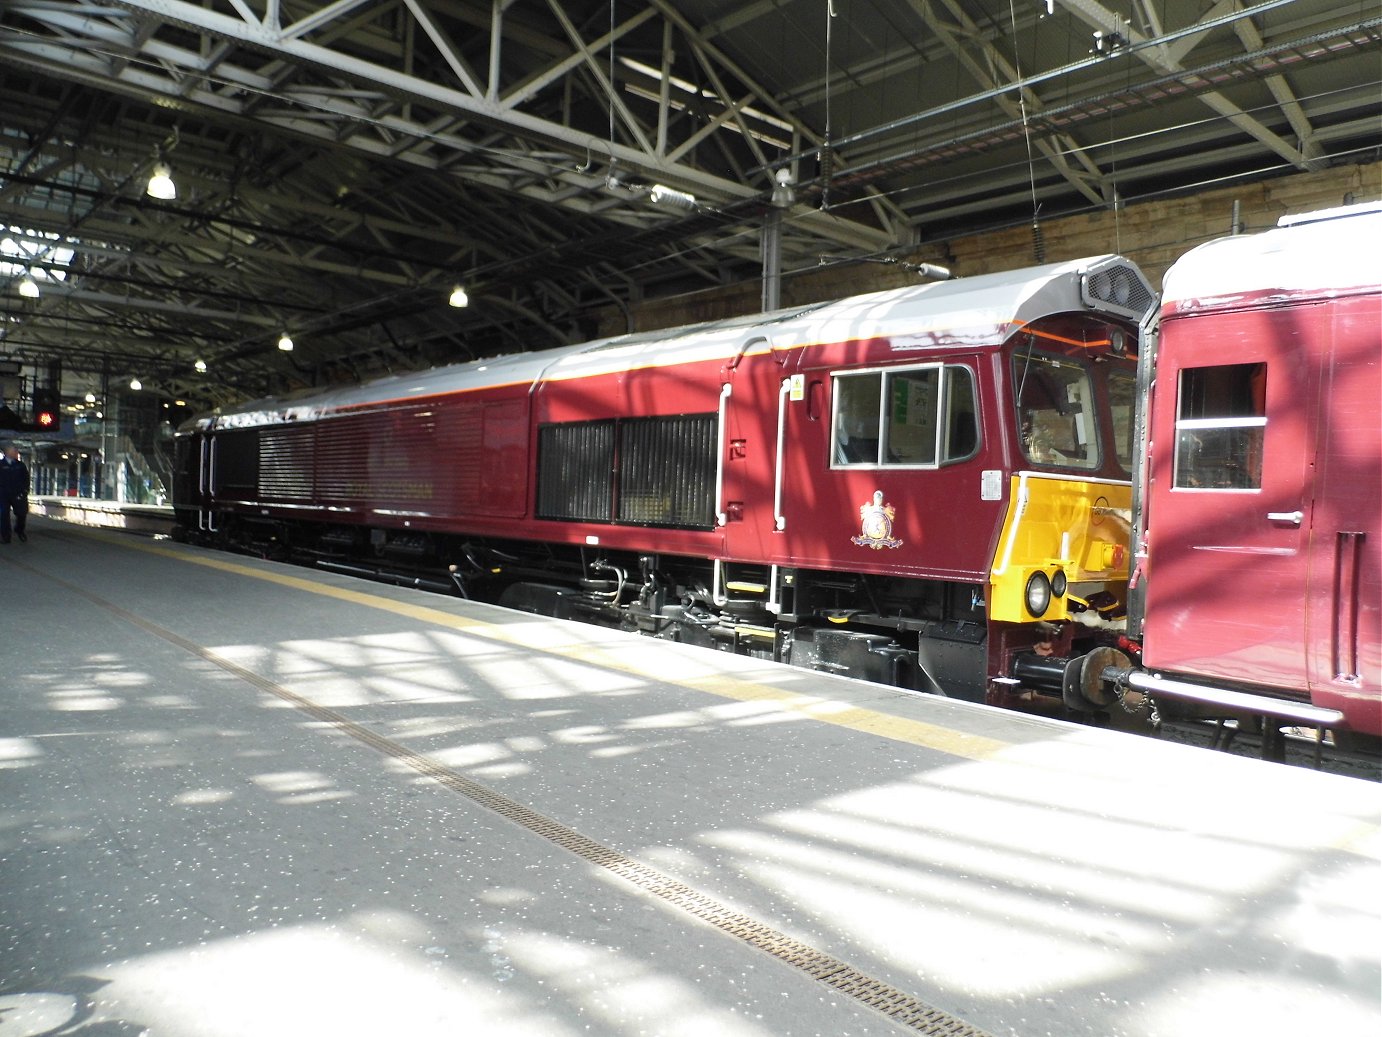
<box><xmin>1024</xmin><ymin>569</ymin><xmax>1067</xmax><ymax>618</ymax></box>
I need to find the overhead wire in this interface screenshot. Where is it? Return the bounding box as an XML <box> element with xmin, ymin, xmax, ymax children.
<box><xmin>1006</xmin><ymin>0</ymin><xmax>1044</xmax><ymax>262</ymax></box>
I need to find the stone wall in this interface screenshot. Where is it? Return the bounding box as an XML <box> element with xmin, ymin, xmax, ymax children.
<box><xmin>604</xmin><ymin>161</ymin><xmax>1380</xmax><ymax>336</ymax></box>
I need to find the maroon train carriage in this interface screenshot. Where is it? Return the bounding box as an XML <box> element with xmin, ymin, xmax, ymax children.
<box><xmin>175</xmin><ymin>256</ymin><xmax>1153</xmax><ymax>714</ymax></box>
<box><xmin>1112</xmin><ymin>203</ymin><xmax>1381</xmax><ymax>751</ymax></box>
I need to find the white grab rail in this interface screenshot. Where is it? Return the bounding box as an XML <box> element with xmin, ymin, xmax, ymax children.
<box><xmin>714</xmin><ymin>383</ymin><xmax>732</xmax><ymax>526</ymax></box>
<box><xmin>773</xmin><ymin>378</ymin><xmax>790</xmax><ymax>531</ymax></box>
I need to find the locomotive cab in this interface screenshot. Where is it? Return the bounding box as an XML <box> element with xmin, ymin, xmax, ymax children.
<box><xmin>984</xmin><ymin>315</ymin><xmax>1142</xmax><ymax>713</ymax></box>
<box><xmin>746</xmin><ymin>258</ymin><xmax>1154</xmax><ymax>707</ymax></box>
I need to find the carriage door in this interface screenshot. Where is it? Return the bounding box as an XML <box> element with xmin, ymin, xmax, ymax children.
<box><xmin>720</xmin><ymin>335</ymin><xmax>798</xmax><ymax>561</ymax></box>
<box><xmin>1143</xmin><ymin>307</ymin><xmax>1316</xmax><ymax>689</ymax></box>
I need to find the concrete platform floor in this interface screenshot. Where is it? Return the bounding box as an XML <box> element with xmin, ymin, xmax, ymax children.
<box><xmin>1</xmin><ymin>516</ymin><xmax>1378</xmax><ymax>1037</ymax></box>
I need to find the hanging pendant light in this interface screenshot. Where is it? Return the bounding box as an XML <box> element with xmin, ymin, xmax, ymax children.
<box><xmin>146</xmin><ymin>161</ymin><xmax>177</xmax><ymax>200</ymax></box>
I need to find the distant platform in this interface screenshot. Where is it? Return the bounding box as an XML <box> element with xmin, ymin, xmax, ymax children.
<box><xmin>29</xmin><ymin>495</ymin><xmax>175</xmax><ymax>535</ymax></box>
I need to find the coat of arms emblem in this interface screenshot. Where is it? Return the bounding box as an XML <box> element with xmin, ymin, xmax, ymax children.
<box><xmin>852</xmin><ymin>490</ymin><xmax>903</xmax><ymax>549</ymax></box>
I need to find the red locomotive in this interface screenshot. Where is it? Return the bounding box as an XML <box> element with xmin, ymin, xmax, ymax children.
<box><xmin>173</xmin><ymin>205</ymin><xmax>1380</xmax><ymax>752</ymax></box>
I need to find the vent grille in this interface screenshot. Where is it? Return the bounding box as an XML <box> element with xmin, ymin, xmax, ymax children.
<box><xmin>618</xmin><ymin>415</ymin><xmax>715</xmax><ymax>529</ymax></box>
<box><xmin>313</xmin><ymin>414</ymin><xmax>373</xmax><ymax>500</ymax></box>
<box><xmin>259</xmin><ymin>425</ymin><xmax>314</xmax><ymax>499</ymax></box>
<box><xmin>212</xmin><ymin>429</ymin><xmax>258</xmax><ymax>497</ymax></box>
<box><xmin>538</xmin><ymin>414</ymin><xmax>717</xmax><ymax>529</ymax></box>
<box><xmin>537</xmin><ymin>420</ymin><xmax>615</xmax><ymax>522</ymax></box>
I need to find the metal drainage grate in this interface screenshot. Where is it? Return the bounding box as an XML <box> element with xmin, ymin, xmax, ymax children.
<box><xmin>51</xmin><ymin>562</ymin><xmax>997</xmax><ymax>1037</ymax></box>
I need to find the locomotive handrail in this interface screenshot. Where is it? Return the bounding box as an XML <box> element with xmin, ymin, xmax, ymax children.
<box><xmin>765</xmin><ymin>564</ymin><xmax>782</xmax><ymax>615</ymax></box>
<box><xmin>990</xmin><ymin>474</ymin><xmax>1032</xmax><ymax>578</ymax></box>
<box><xmin>202</xmin><ymin>435</ymin><xmax>220</xmax><ymax>533</ymax></box>
<box><xmin>715</xmin><ymin>382</ymin><xmax>732</xmax><ymax>526</ymax></box>
<box><xmin>773</xmin><ymin>378</ymin><xmax>790</xmax><ymax>531</ymax></box>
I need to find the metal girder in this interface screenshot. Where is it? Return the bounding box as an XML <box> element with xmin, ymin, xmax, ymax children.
<box><xmin>1228</xmin><ymin>1</ymin><xmax>1323</xmax><ymax>166</ymax></box>
<box><xmin>64</xmin><ymin>0</ymin><xmax>890</xmax><ymax>251</ymax></box>
<box><xmin>912</xmin><ymin>0</ymin><xmax>1110</xmax><ymax>208</ymax></box>
<box><xmin>1060</xmin><ymin>0</ymin><xmax>1320</xmax><ymax>172</ymax></box>
<box><xmin>1</xmin><ymin>0</ymin><xmax>1375</xmax><ymax>410</ymax></box>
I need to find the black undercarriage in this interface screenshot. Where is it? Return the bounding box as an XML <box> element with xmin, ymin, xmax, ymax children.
<box><xmin>178</xmin><ymin>509</ymin><xmax>1381</xmax><ymax>775</ymax></box>
<box><xmin>180</xmin><ymin>510</ymin><xmax>997</xmax><ymax>703</ymax></box>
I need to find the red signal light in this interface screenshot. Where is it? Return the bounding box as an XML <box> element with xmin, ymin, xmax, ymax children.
<box><xmin>31</xmin><ymin>387</ymin><xmax>60</xmax><ymax>432</ymax></box>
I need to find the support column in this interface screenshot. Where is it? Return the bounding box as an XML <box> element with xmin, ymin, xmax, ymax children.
<box><xmin>761</xmin><ymin>206</ymin><xmax>783</xmax><ymax>313</ymax></box>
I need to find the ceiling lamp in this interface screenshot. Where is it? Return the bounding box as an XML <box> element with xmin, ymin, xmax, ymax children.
<box><xmin>84</xmin><ymin>392</ymin><xmax>96</xmax><ymax>403</ymax></box>
<box><xmin>18</xmin><ymin>274</ymin><xmax>39</xmax><ymax>298</ymax></box>
<box><xmin>770</xmin><ymin>168</ymin><xmax>795</xmax><ymax>208</ymax></box>
<box><xmin>277</xmin><ymin>333</ymin><xmax>294</xmax><ymax>352</ymax></box>
<box><xmin>146</xmin><ymin>161</ymin><xmax>177</xmax><ymax>200</ymax></box>
<box><xmin>194</xmin><ymin>358</ymin><xmax>207</xmax><ymax>373</ymax></box>
<box><xmin>648</xmin><ymin>184</ymin><xmax>697</xmax><ymax>211</ymax></box>
<box><xmin>448</xmin><ymin>284</ymin><xmax>469</xmax><ymax>308</ymax></box>
<box><xmin>129</xmin><ymin>377</ymin><xmax>142</xmax><ymax>391</ymax></box>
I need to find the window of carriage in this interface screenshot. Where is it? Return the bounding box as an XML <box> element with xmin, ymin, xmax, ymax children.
<box><xmin>537</xmin><ymin>413</ymin><xmax>716</xmax><ymax>529</ymax></box>
<box><xmin>1173</xmin><ymin>362</ymin><xmax>1266</xmax><ymax>490</ymax></box>
<box><xmin>831</xmin><ymin>364</ymin><xmax>978</xmax><ymax>467</ymax></box>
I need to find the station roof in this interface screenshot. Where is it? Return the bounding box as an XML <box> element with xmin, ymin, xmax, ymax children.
<box><xmin>1</xmin><ymin>1</ymin><xmax>1376</xmax><ymax>409</ymax></box>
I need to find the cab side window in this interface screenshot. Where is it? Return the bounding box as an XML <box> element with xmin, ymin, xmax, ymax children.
<box><xmin>1173</xmin><ymin>362</ymin><xmax>1266</xmax><ymax>489</ymax></box>
<box><xmin>833</xmin><ymin>365</ymin><xmax>978</xmax><ymax>467</ymax></box>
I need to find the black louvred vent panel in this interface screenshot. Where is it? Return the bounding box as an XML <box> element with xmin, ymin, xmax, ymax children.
<box><xmin>258</xmin><ymin>426</ymin><xmax>315</xmax><ymax>499</ymax></box>
<box><xmin>618</xmin><ymin>415</ymin><xmax>715</xmax><ymax>529</ymax></box>
<box><xmin>537</xmin><ymin>420</ymin><xmax>615</xmax><ymax>522</ymax></box>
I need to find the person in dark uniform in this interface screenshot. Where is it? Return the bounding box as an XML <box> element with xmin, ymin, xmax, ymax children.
<box><xmin>0</xmin><ymin>441</ymin><xmax>29</xmax><ymax>543</ymax></box>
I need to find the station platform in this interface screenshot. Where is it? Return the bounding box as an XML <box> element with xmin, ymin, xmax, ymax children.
<box><xmin>2</xmin><ymin>515</ymin><xmax>1378</xmax><ymax>1037</ymax></box>
<box><xmin>28</xmin><ymin>495</ymin><xmax>175</xmax><ymax>536</ymax></box>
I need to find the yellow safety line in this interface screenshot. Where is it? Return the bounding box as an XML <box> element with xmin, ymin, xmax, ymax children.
<box><xmin>64</xmin><ymin>526</ymin><xmax>1012</xmax><ymax>762</ymax></box>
